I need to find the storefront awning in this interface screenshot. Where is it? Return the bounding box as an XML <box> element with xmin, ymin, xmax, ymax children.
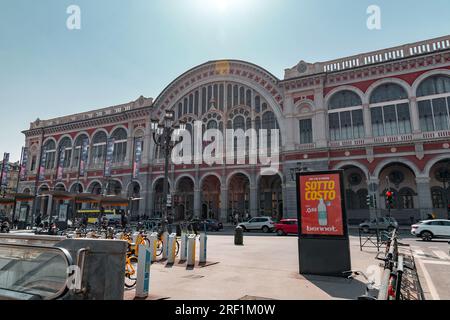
<box><xmin>74</xmin><ymin>193</ymin><xmax>103</xmax><ymax>204</ymax></box>
<box><xmin>0</xmin><ymin>197</ymin><xmax>15</xmax><ymax>206</ymax></box>
<box><xmin>100</xmin><ymin>195</ymin><xmax>130</xmax><ymax>207</ymax></box>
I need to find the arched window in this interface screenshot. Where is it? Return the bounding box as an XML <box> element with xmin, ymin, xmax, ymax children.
<box><xmin>111</xmin><ymin>128</ymin><xmax>128</xmax><ymax>163</ymax></box>
<box><xmin>328</xmin><ymin>90</ymin><xmax>364</xmax><ymax>141</ymax></box>
<box><xmin>92</xmin><ymin>131</ymin><xmax>107</xmax><ymax>165</ymax></box>
<box><xmin>398</xmin><ymin>187</ymin><xmax>415</xmax><ymax>209</ymax></box>
<box><xmin>431</xmin><ymin>187</ymin><xmax>446</xmax><ymax>209</ymax></box>
<box><xmin>207</xmin><ymin>120</ymin><xmax>218</xmax><ymax>130</ymax></box>
<box><xmin>58</xmin><ymin>137</ymin><xmax>72</xmax><ymax>168</ymax></box>
<box><xmin>417</xmin><ymin>75</ymin><xmax>450</xmax><ymax>132</ymax></box>
<box><xmin>43</xmin><ymin>140</ymin><xmax>56</xmax><ymax>169</ymax></box>
<box><xmin>73</xmin><ymin>135</ymin><xmax>89</xmax><ymax>168</ymax></box>
<box><xmin>369</xmin><ymin>84</ymin><xmax>411</xmax><ymax>137</ymax></box>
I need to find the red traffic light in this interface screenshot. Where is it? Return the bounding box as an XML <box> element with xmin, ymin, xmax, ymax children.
<box><xmin>386</xmin><ymin>191</ymin><xmax>393</xmax><ymax>198</ymax></box>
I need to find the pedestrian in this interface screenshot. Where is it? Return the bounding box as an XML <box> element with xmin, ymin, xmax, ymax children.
<box><xmin>234</xmin><ymin>212</ymin><xmax>239</xmax><ymax>225</ymax></box>
<box><xmin>35</xmin><ymin>214</ymin><xmax>42</xmax><ymax>227</ymax></box>
<box><xmin>245</xmin><ymin>211</ymin><xmax>250</xmax><ymax>221</ymax></box>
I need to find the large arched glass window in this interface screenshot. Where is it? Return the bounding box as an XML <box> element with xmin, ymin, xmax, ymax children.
<box><xmin>73</xmin><ymin>135</ymin><xmax>89</xmax><ymax>168</ymax></box>
<box><xmin>58</xmin><ymin>137</ymin><xmax>72</xmax><ymax>168</ymax></box>
<box><xmin>417</xmin><ymin>75</ymin><xmax>450</xmax><ymax>132</ymax></box>
<box><xmin>369</xmin><ymin>84</ymin><xmax>411</xmax><ymax>137</ymax></box>
<box><xmin>111</xmin><ymin>128</ymin><xmax>128</xmax><ymax>163</ymax></box>
<box><xmin>92</xmin><ymin>131</ymin><xmax>107</xmax><ymax>165</ymax></box>
<box><xmin>328</xmin><ymin>90</ymin><xmax>364</xmax><ymax>141</ymax></box>
<box><xmin>43</xmin><ymin>140</ymin><xmax>56</xmax><ymax>169</ymax></box>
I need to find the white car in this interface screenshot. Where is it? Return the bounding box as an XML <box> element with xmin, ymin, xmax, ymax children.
<box><xmin>238</xmin><ymin>217</ymin><xmax>275</xmax><ymax>233</ymax></box>
<box><xmin>411</xmin><ymin>219</ymin><xmax>450</xmax><ymax>241</ymax></box>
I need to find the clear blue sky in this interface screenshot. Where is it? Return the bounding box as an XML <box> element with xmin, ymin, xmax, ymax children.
<box><xmin>1</xmin><ymin>0</ymin><xmax>449</xmax><ymax>161</ymax></box>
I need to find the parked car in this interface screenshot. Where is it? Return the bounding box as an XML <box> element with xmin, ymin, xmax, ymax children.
<box><xmin>189</xmin><ymin>219</ymin><xmax>222</xmax><ymax>232</ymax></box>
<box><xmin>275</xmin><ymin>219</ymin><xmax>298</xmax><ymax>236</ymax></box>
<box><xmin>238</xmin><ymin>217</ymin><xmax>275</xmax><ymax>233</ymax></box>
<box><xmin>359</xmin><ymin>217</ymin><xmax>398</xmax><ymax>233</ymax></box>
<box><xmin>411</xmin><ymin>219</ymin><xmax>450</xmax><ymax>241</ymax></box>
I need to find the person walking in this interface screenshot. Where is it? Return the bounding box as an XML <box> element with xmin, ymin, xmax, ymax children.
<box><xmin>35</xmin><ymin>214</ymin><xmax>42</xmax><ymax>228</ymax></box>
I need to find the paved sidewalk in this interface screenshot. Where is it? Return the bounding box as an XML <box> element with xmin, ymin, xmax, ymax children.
<box><xmin>124</xmin><ymin>235</ymin><xmax>382</xmax><ymax>300</ymax></box>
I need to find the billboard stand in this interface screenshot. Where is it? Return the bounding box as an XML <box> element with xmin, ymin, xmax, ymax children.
<box><xmin>296</xmin><ymin>170</ymin><xmax>351</xmax><ymax>277</ymax></box>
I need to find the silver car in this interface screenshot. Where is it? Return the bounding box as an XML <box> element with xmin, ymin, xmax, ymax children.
<box><xmin>359</xmin><ymin>217</ymin><xmax>399</xmax><ymax>233</ymax></box>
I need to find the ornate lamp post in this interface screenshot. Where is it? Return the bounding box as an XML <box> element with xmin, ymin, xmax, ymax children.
<box><xmin>289</xmin><ymin>162</ymin><xmax>309</xmax><ymax>181</ymax></box>
<box><xmin>150</xmin><ymin>110</ymin><xmax>186</xmax><ymax>231</ymax></box>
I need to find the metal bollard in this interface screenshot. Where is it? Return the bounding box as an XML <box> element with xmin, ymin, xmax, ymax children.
<box><xmin>235</xmin><ymin>226</ymin><xmax>244</xmax><ymax>245</ymax></box>
<box><xmin>199</xmin><ymin>232</ymin><xmax>207</xmax><ymax>264</ymax></box>
<box><xmin>135</xmin><ymin>245</ymin><xmax>152</xmax><ymax>299</ymax></box>
<box><xmin>149</xmin><ymin>232</ymin><xmax>159</xmax><ymax>261</ymax></box>
<box><xmin>180</xmin><ymin>231</ymin><xmax>188</xmax><ymax>261</ymax></box>
<box><xmin>187</xmin><ymin>234</ymin><xmax>197</xmax><ymax>267</ymax></box>
<box><xmin>162</xmin><ymin>231</ymin><xmax>169</xmax><ymax>260</ymax></box>
<box><xmin>167</xmin><ymin>233</ymin><xmax>178</xmax><ymax>264</ymax></box>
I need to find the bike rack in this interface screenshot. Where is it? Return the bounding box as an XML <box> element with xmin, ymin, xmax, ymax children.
<box><xmin>180</xmin><ymin>231</ymin><xmax>188</xmax><ymax>262</ymax></box>
<box><xmin>187</xmin><ymin>234</ymin><xmax>196</xmax><ymax>267</ymax></box>
<box><xmin>199</xmin><ymin>232</ymin><xmax>207</xmax><ymax>264</ymax></box>
<box><xmin>167</xmin><ymin>233</ymin><xmax>177</xmax><ymax>265</ymax></box>
<box><xmin>161</xmin><ymin>231</ymin><xmax>169</xmax><ymax>260</ymax></box>
<box><xmin>149</xmin><ymin>232</ymin><xmax>159</xmax><ymax>262</ymax></box>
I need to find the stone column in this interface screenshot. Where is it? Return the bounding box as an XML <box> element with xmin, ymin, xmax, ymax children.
<box><xmin>363</xmin><ymin>104</ymin><xmax>373</xmax><ymax>138</ymax></box>
<box><xmin>194</xmin><ymin>187</ymin><xmax>202</xmax><ymax>219</ymax></box>
<box><xmin>145</xmin><ymin>190</ymin><xmax>154</xmax><ymax>218</ymax></box>
<box><xmin>220</xmin><ymin>187</ymin><xmax>228</xmax><ymax>223</ymax></box>
<box><xmin>250</xmin><ymin>184</ymin><xmax>258</xmax><ymax>217</ymax></box>
<box><xmin>416</xmin><ymin>176</ymin><xmax>433</xmax><ymax>220</ymax></box>
<box><xmin>283</xmin><ymin>182</ymin><xmax>297</xmax><ymax>219</ymax></box>
<box><xmin>409</xmin><ymin>97</ymin><xmax>421</xmax><ymax>134</ymax></box>
<box><xmin>314</xmin><ymin>87</ymin><xmax>328</xmax><ymax>148</ymax></box>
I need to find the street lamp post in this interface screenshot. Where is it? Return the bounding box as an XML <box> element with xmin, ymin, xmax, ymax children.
<box><xmin>150</xmin><ymin>110</ymin><xmax>186</xmax><ymax>231</ymax></box>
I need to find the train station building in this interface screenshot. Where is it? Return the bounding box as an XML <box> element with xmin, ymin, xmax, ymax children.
<box><xmin>16</xmin><ymin>35</ymin><xmax>450</xmax><ymax>225</ymax></box>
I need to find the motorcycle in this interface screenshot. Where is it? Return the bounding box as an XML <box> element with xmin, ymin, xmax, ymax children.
<box><xmin>0</xmin><ymin>221</ymin><xmax>10</xmax><ymax>233</ymax></box>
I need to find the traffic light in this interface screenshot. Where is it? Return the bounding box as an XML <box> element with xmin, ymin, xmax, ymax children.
<box><xmin>385</xmin><ymin>190</ymin><xmax>394</xmax><ymax>208</ymax></box>
<box><xmin>366</xmin><ymin>195</ymin><xmax>374</xmax><ymax>208</ymax></box>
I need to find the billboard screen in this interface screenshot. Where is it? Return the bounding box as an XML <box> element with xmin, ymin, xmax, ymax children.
<box><xmin>297</xmin><ymin>171</ymin><xmax>347</xmax><ymax>238</ymax></box>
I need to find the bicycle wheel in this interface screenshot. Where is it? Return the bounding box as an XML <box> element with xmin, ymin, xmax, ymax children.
<box><xmin>156</xmin><ymin>240</ymin><xmax>163</xmax><ymax>257</ymax></box>
<box><xmin>175</xmin><ymin>240</ymin><xmax>180</xmax><ymax>256</ymax></box>
<box><xmin>124</xmin><ymin>256</ymin><xmax>138</xmax><ymax>289</ymax></box>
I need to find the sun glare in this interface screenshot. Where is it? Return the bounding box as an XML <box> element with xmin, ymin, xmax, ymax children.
<box><xmin>193</xmin><ymin>0</ymin><xmax>253</xmax><ymax>15</ymax></box>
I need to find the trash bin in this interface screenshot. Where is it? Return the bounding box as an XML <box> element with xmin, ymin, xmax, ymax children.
<box><xmin>235</xmin><ymin>226</ymin><xmax>244</xmax><ymax>246</ymax></box>
<box><xmin>176</xmin><ymin>224</ymin><xmax>182</xmax><ymax>237</ymax></box>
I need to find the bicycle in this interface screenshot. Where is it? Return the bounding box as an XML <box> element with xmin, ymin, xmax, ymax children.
<box><xmin>124</xmin><ymin>247</ymin><xmax>139</xmax><ymax>288</ymax></box>
<box><xmin>344</xmin><ymin>270</ymin><xmax>379</xmax><ymax>300</ymax></box>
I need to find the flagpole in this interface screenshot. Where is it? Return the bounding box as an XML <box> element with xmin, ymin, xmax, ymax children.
<box><xmin>31</xmin><ymin>129</ymin><xmax>45</xmax><ymax>229</ymax></box>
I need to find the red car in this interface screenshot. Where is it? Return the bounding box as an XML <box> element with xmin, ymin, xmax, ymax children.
<box><xmin>275</xmin><ymin>219</ymin><xmax>298</xmax><ymax>236</ymax></box>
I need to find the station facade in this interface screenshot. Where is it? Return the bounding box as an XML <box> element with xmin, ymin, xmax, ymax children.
<box><xmin>18</xmin><ymin>35</ymin><xmax>450</xmax><ymax>224</ymax></box>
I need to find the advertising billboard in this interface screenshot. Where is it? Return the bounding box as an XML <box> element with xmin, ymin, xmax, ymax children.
<box><xmin>56</xmin><ymin>147</ymin><xmax>65</xmax><ymax>181</ymax></box>
<box><xmin>20</xmin><ymin>147</ymin><xmax>29</xmax><ymax>181</ymax></box>
<box><xmin>79</xmin><ymin>138</ymin><xmax>89</xmax><ymax>177</ymax></box>
<box><xmin>133</xmin><ymin>138</ymin><xmax>143</xmax><ymax>179</ymax></box>
<box><xmin>104</xmin><ymin>138</ymin><xmax>115</xmax><ymax>177</ymax></box>
<box><xmin>297</xmin><ymin>170</ymin><xmax>347</xmax><ymax>238</ymax></box>
<box><xmin>1</xmin><ymin>152</ymin><xmax>10</xmax><ymax>187</ymax></box>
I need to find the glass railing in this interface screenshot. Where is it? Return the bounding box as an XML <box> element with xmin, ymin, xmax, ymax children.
<box><xmin>0</xmin><ymin>244</ymin><xmax>72</xmax><ymax>300</ymax></box>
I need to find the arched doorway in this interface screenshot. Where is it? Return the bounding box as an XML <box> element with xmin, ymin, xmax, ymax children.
<box><xmin>36</xmin><ymin>185</ymin><xmax>50</xmax><ymax>218</ymax></box>
<box><xmin>228</xmin><ymin>173</ymin><xmax>250</xmax><ymax>222</ymax></box>
<box><xmin>201</xmin><ymin>175</ymin><xmax>221</xmax><ymax>220</ymax></box>
<box><xmin>378</xmin><ymin>162</ymin><xmax>418</xmax><ymax>220</ymax></box>
<box><xmin>106</xmin><ymin>180</ymin><xmax>122</xmax><ymax>196</ymax></box>
<box><xmin>429</xmin><ymin>159</ymin><xmax>450</xmax><ymax>219</ymax></box>
<box><xmin>174</xmin><ymin>177</ymin><xmax>194</xmax><ymax>221</ymax></box>
<box><xmin>258</xmin><ymin>174</ymin><xmax>283</xmax><ymax>220</ymax></box>
<box><xmin>128</xmin><ymin>182</ymin><xmax>141</xmax><ymax>217</ymax></box>
<box><xmin>154</xmin><ymin>178</ymin><xmax>171</xmax><ymax>219</ymax></box>
<box><xmin>341</xmin><ymin>166</ymin><xmax>369</xmax><ymax>222</ymax></box>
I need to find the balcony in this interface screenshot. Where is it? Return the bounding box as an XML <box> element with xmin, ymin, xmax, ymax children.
<box><xmin>328</xmin><ymin>130</ymin><xmax>450</xmax><ymax>149</ymax></box>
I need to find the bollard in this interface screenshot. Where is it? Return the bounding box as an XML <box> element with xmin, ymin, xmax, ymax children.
<box><xmin>162</xmin><ymin>231</ymin><xmax>169</xmax><ymax>260</ymax></box>
<box><xmin>149</xmin><ymin>232</ymin><xmax>159</xmax><ymax>261</ymax></box>
<box><xmin>235</xmin><ymin>226</ymin><xmax>244</xmax><ymax>245</ymax></box>
<box><xmin>167</xmin><ymin>233</ymin><xmax>178</xmax><ymax>264</ymax></box>
<box><xmin>180</xmin><ymin>231</ymin><xmax>188</xmax><ymax>261</ymax></box>
<box><xmin>199</xmin><ymin>232</ymin><xmax>207</xmax><ymax>264</ymax></box>
<box><xmin>135</xmin><ymin>244</ymin><xmax>152</xmax><ymax>299</ymax></box>
<box><xmin>187</xmin><ymin>234</ymin><xmax>197</xmax><ymax>267</ymax></box>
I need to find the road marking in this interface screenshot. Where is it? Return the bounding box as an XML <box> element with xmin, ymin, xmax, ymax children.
<box><xmin>420</xmin><ymin>260</ymin><xmax>450</xmax><ymax>266</ymax></box>
<box><xmin>414</xmin><ymin>249</ymin><xmax>425</xmax><ymax>256</ymax></box>
<box><xmin>416</xmin><ymin>258</ymin><xmax>441</xmax><ymax>300</ymax></box>
<box><xmin>432</xmin><ymin>251</ymin><xmax>449</xmax><ymax>260</ymax></box>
